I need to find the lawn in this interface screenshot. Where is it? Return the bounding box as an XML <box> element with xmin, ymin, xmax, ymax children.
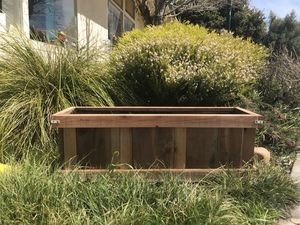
<box><xmin>0</xmin><ymin>158</ymin><xmax>299</xmax><ymax>225</ymax></box>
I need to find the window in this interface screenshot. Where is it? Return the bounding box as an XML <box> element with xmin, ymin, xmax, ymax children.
<box><xmin>113</xmin><ymin>0</ymin><xmax>122</xmax><ymax>9</ymax></box>
<box><xmin>108</xmin><ymin>0</ymin><xmax>135</xmax><ymax>43</ymax></box>
<box><xmin>29</xmin><ymin>0</ymin><xmax>76</xmax><ymax>45</ymax></box>
<box><xmin>125</xmin><ymin>0</ymin><xmax>134</xmax><ymax>18</ymax></box>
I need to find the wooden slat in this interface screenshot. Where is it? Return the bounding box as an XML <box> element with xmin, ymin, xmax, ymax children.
<box><xmin>58</xmin><ymin>128</ymin><xmax>64</xmax><ymax>165</ymax></box>
<box><xmin>132</xmin><ymin>128</ymin><xmax>156</xmax><ymax>168</ymax></box>
<box><xmin>110</xmin><ymin>128</ymin><xmax>120</xmax><ymax>164</ymax></box>
<box><xmin>229</xmin><ymin>128</ymin><xmax>244</xmax><ymax>168</ymax></box>
<box><xmin>132</xmin><ymin>128</ymin><xmax>176</xmax><ymax>169</ymax></box>
<box><xmin>186</xmin><ymin>128</ymin><xmax>218</xmax><ymax>168</ymax></box>
<box><xmin>156</xmin><ymin>128</ymin><xmax>175</xmax><ymax>168</ymax></box>
<box><xmin>119</xmin><ymin>128</ymin><xmax>133</xmax><ymax>167</ymax></box>
<box><xmin>241</xmin><ymin>128</ymin><xmax>256</xmax><ymax>164</ymax></box>
<box><xmin>51</xmin><ymin>107</ymin><xmax>263</xmax><ymax>129</ymax></box>
<box><xmin>217</xmin><ymin>128</ymin><xmax>243</xmax><ymax>168</ymax></box>
<box><xmin>174</xmin><ymin>128</ymin><xmax>186</xmax><ymax>169</ymax></box>
<box><xmin>52</xmin><ymin>114</ymin><xmax>262</xmax><ymax>128</ymax></box>
<box><xmin>96</xmin><ymin>128</ymin><xmax>112</xmax><ymax>168</ymax></box>
<box><xmin>63</xmin><ymin>128</ymin><xmax>77</xmax><ymax>168</ymax></box>
<box><xmin>76</xmin><ymin>128</ymin><xmax>112</xmax><ymax>168</ymax></box>
<box><xmin>76</xmin><ymin>128</ymin><xmax>96</xmax><ymax>167</ymax></box>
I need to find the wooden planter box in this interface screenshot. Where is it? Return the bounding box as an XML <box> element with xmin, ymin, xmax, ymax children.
<box><xmin>51</xmin><ymin>107</ymin><xmax>263</xmax><ymax>172</ymax></box>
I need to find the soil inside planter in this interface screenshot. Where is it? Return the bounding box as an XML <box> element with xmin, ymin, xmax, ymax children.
<box><xmin>71</xmin><ymin>108</ymin><xmax>243</xmax><ymax>115</ymax></box>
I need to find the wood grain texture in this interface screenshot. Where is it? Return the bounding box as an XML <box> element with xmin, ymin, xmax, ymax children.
<box><xmin>51</xmin><ymin>107</ymin><xmax>263</xmax><ymax>129</ymax></box>
<box><xmin>119</xmin><ymin>128</ymin><xmax>133</xmax><ymax>167</ymax></box>
<box><xmin>63</xmin><ymin>128</ymin><xmax>77</xmax><ymax>168</ymax></box>
<box><xmin>174</xmin><ymin>128</ymin><xmax>186</xmax><ymax>169</ymax></box>
<box><xmin>53</xmin><ymin>107</ymin><xmax>262</xmax><ymax>170</ymax></box>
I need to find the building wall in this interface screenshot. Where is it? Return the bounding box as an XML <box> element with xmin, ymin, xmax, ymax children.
<box><xmin>0</xmin><ymin>0</ymin><xmax>145</xmax><ymax>48</ymax></box>
<box><xmin>0</xmin><ymin>12</ymin><xmax>6</xmax><ymax>32</ymax></box>
<box><xmin>76</xmin><ymin>0</ymin><xmax>108</xmax><ymax>48</ymax></box>
<box><xmin>76</xmin><ymin>0</ymin><xmax>145</xmax><ymax>48</ymax></box>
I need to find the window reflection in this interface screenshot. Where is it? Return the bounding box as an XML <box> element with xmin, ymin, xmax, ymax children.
<box><xmin>108</xmin><ymin>0</ymin><xmax>135</xmax><ymax>43</ymax></box>
<box><xmin>108</xmin><ymin>1</ymin><xmax>122</xmax><ymax>43</ymax></box>
<box><xmin>29</xmin><ymin>0</ymin><xmax>76</xmax><ymax>45</ymax></box>
<box><xmin>124</xmin><ymin>16</ymin><xmax>134</xmax><ymax>32</ymax></box>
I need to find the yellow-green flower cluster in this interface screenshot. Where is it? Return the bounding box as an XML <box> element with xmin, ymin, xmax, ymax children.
<box><xmin>110</xmin><ymin>21</ymin><xmax>268</xmax><ymax>105</ymax></box>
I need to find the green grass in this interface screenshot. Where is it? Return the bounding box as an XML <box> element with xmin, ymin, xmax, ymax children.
<box><xmin>0</xmin><ymin>159</ymin><xmax>299</xmax><ymax>225</ymax></box>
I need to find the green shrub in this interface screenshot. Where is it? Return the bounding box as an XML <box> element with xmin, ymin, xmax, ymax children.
<box><xmin>235</xmin><ymin>93</ymin><xmax>300</xmax><ymax>156</ymax></box>
<box><xmin>0</xmin><ymin>28</ymin><xmax>114</xmax><ymax>161</ymax></box>
<box><xmin>257</xmin><ymin>51</ymin><xmax>300</xmax><ymax>107</ymax></box>
<box><xmin>109</xmin><ymin>21</ymin><xmax>268</xmax><ymax>106</ymax></box>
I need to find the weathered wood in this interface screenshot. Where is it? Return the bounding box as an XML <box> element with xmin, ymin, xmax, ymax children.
<box><xmin>119</xmin><ymin>128</ymin><xmax>133</xmax><ymax>167</ymax></box>
<box><xmin>131</xmin><ymin>128</ymin><xmax>173</xmax><ymax>168</ymax></box>
<box><xmin>51</xmin><ymin>114</ymin><xmax>262</xmax><ymax>128</ymax></box>
<box><xmin>63</xmin><ymin>128</ymin><xmax>77</xmax><ymax>168</ymax></box>
<box><xmin>174</xmin><ymin>128</ymin><xmax>186</xmax><ymax>169</ymax></box>
<box><xmin>228</xmin><ymin>128</ymin><xmax>244</xmax><ymax>168</ymax></box>
<box><xmin>111</xmin><ymin>128</ymin><xmax>120</xmax><ymax>164</ymax></box>
<box><xmin>51</xmin><ymin>107</ymin><xmax>264</xmax><ymax>129</ymax></box>
<box><xmin>76</xmin><ymin>128</ymin><xmax>112</xmax><ymax>168</ymax></box>
<box><xmin>52</xmin><ymin>107</ymin><xmax>263</xmax><ymax>171</ymax></box>
<box><xmin>216</xmin><ymin>128</ymin><xmax>243</xmax><ymax>168</ymax></box>
<box><xmin>242</xmin><ymin>128</ymin><xmax>256</xmax><ymax>164</ymax></box>
<box><xmin>58</xmin><ymin>128</ymin><xmax>64</xmax><ymax>165</ymax></box>
<box><xmin>132</xmin><ymin>128</ymin><xmax>156</xmax><ymax>168</ymax></box>
<box><xmin>186</xmin><ymin>128</ymin><xmax>219</xmax><ymax>168</ymax></box>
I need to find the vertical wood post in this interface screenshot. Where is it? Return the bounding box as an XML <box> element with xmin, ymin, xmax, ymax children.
<box><xmin>174</xmin><ymin>128</ymin><xmax>186</xmax><ymax>169</ymax></box>
<box><xmin>63</xmin><ymin>128</ymin><xmax>77</xmax><ymax>169</ymax></box>
<box><xmin>241</xmin><ymin>128</ymin><xmax>256</xmax><ymax>164</ymax></box>
<box><xmin>110</xmin><ymin>128</ymin><xmax>120</xmax><ymax>164</ymax></box>
<box><xmin>119</xmin><ymin>128</ymin><xmax>133</xmax><ymax>168</ymax></box>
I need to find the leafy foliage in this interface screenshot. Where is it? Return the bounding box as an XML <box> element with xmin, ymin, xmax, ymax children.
<box><xmin>109</xmin><ymin>21</ymin><xmax>268</xmax><ymax>106</ymax></box>
<box><xmin>0</xmin><ymin>28</ymin><xmax>114</xmax><ymax>161</ymax></box>
<box><xmin>179</xmin><ymin>0</ymin><xmax>267</xmax><ymax>44</ymax></box>
<box><xmin>134</xmin><ymin>0</ymin><xmax>229</xmax><ymax>26</ymax></box>
<box><xmin>236</xmin><ymin>93</ymin><xmax>300</xmax><ymax>157</ymax></box>
<box><xmin>266</xmin><ymin>11</ymin><xmax>300</xmax><ymax>56</ymax></box>
<box><xmin>257</xmin><ymin>51</ymin><xmax>300</xmax><ymax>107</ymax></box>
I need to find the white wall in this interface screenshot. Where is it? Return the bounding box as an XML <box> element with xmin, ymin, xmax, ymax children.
<box><xmin>76</xmin><ymin>0</ymin><xmax>108</xmax><ymax>48</ymax></box>
<box><xmin>0</xmin><ymin>13</ymin><xmax>6</xmax><ymax>32</ymax></box>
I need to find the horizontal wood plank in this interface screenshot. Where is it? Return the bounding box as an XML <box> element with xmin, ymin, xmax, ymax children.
<box><xmin>51</xmin><ymin>107</ymin><xmax>263</xmax><ymax>129</ymax></box>
<box><xmin>52</xmin><ymin>114</ymin><xmax>263</xmax><ymax>128</ymax></box>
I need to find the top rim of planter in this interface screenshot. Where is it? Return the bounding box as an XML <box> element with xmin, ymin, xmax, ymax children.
<box><xmin>51</xmin><ymin>106</ymin><xmax>264</xmax><ymax>129</ymax></box>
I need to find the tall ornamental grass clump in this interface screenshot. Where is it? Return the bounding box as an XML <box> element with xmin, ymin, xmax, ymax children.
<box><xmin>109</xmin><ymin>21</ymin><xmax>268</xmax><ymax>106</ymax></box>
<box><xmin>0</xmin><ymin>27</ymin><xmax>114</xmax><ymax>161</ymax></box>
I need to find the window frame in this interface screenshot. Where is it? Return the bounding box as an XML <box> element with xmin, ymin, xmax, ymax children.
<box><xmin>108</xmin><ymin>0</ymin><xmax>135</xmax><ymax>43</ymax></box>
